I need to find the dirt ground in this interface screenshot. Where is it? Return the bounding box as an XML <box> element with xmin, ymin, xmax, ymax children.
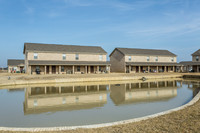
<box><xmin>1</xmin><ymin>73</ymin><xmax>200</xmax><ymax>133</ymax></box>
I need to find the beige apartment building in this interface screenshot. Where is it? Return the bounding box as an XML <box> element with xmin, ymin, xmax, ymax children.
<box><xmin>23</xmin><ymin>43</ymin><xmax>110</xmax><ymax>75</ymax></box>
<box><xmin>7</xmin><ymin>59</ymin><xmax>25</xmax><ymax>73</ymax></box>
<box><xmin>110</xmin><ymin>48</ymin><xmax>178</xmax><ymax>73</ymax></box>
<box><xmin>180</xmin><ymin>49</ymin><xmax>200</xmax><ymax>72</ymax></box>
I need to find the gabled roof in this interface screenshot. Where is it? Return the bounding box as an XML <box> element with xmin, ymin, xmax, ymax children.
<box><xmin>7</xmin><ymin>59</ymin><xmax>24</xmax><ymax>66</ymax></box>
<box><xmin>192</xmin><ymin>49</ymin><xmax>200</xmax><ymax>56</ymax></box>
<box><xmin>23</xmin><ymin>43</ymin><xmax>107</xmax><ymax>54</ymax></box>
<box><xmin>110</xmin><ymin>48</ymin><xmax>177</xmax><ymax>57</ymax></box>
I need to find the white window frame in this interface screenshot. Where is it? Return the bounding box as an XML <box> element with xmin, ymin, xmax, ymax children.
<box><xmin>196</xmin><ymin>56</ymin><xmax>199</xmax><ymax>61</ymax></box>
<box><xmin>155</xmin><ymin>56</ymin><xmax>158</xmax><ymax>62</ymax></box>
<box><xmin>147</xmin><ymin>56</ymin><xmax>150</xmax><ymax>61</ymax></box>
<box><xmin>128</xmin><ymin>56</ymin><xmax>131</xmax><ymax>61</ymax></box>
<box><xmin>34</xmin><ymin>53</ymin><xmax>38</xmax><ymax>59</ymax></box>
<box><xmin>99</xmin><ymin>55</ymin><xmax>103</xmax><ymax>61</ymax></box>
<box><xmin>171</xmin><ymin>57</ymin><xmax>174</xmax><ymax>62</ymax></box>
<box><xmin>75</xmin><ymin>54</ymin><xmax>79</xmax><ymax>60</ymax></box>
<box><xmin>62</xmin><ymin>54</ymin><xmax>66</xmax><ymax>60</ymax></box>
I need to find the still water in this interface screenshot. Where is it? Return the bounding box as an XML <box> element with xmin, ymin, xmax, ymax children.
<box><xmin>0</xmin><ymin>79</ymin><xmax>199</xmax><ymax>127</ymax></box>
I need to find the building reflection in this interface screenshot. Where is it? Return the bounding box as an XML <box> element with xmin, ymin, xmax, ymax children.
<box><xmin>110</xmin><ymin>81</ymin><xmax>179</xmax><ymax>105</ymax></box>
<box><xmin>183</xmin><ymin>80</ymin><xmax>200</xmax><ymax>97</ymax></box>
<box><xmin>24</xmin><ymin>84</ymin><xmax>108</xmax><ymax>115</ymax></box>
<box><xmin>24</xmin><ymin>80</ymin><xmax>198</xmax><ymax>115</ymax></box>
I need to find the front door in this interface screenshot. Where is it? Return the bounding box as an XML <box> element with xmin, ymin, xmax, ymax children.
<box><xmin>52</xmin><ymin>66</ymin><xmax>56</xmax><ymax>74</ymax></box>
<box><xmin>46</xmin><ymin>66</ymin><xmax>49</xmax><ymax>74</ymax></box>
<box><xmin>91</xmin><ymin>66</ymin><xmax>94</xmax><ymax>73</ymax></box>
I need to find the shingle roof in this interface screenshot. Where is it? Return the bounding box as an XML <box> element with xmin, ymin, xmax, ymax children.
<box><xmin>179</xmin><ymin>61</ymin><xmax>200</xmax><ymax>65</ymax></box>
<box><xmin>126</xmin><ymin>62</ymin><xmax>179</xmax><ymax>66</ymax></box>
<box><xmin>7</xmin><ymin>59</ymin><xmax>24</xmax><ymax>66</ymax></box>
<box><xmin>110</xmin><ymin>48</ymin><xmax>177</xmax><ymax>57</ymax></box>
<box><xmin>23</xmin><ymin>43</ymin><xmax>107</xmax><ymax>54</ymax></box>
<box><xmin>28</xmin><ymin>60</ymin><xmax>110</xmax><ymax>65</ymax></box>
<box><xmin>192</xmin><ymin>49</ymin><xmax>200</xmax><ymax>56</ymax></box>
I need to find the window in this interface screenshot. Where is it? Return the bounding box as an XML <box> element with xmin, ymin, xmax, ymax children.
<box><xmin>34</xmin><ymin>53</ymin><xmax>38</xmax><ymax>59</ymax></box>
<box><xmin>62</xmin><ymin>54</ymin><xmax>66</xmax><ymax>60</ymax></box>
<box><xmin>61</xmin><ymin>66</ymin><xmax>65</xmax><ymax>72</ymax></box>
<box><xmin>196</xmin><ymin>56</ymin><xmax>199</xmax><ymax>61</ymax></box>
<box><xmin>129</xmin><ymin>56</ymin><xmax>131</xmax><ymax>61</ymax></box>
<box><xmin>34</xmin><ymin>99</ymin><xmax>38</xmax><ymax>106</ymax></box>
<box><xmin>99</xmin><ymin>55</ymin><xmax>103</xmax><ymax>61</ymax></box>
<box><xmin>171</xmin><ymin>57</ymin><xmax>174</xmax><ymax>62</ymax></box>
<box><xmin>147</xmin><ymin>56</ymin><xmax>150</xmax><ymax>61</ymax></box>
<box><xmin>77</xmin><ymin>66</ymin><xmax>80</xmax><ymax>72</ymax></box>
<box><xmin>155</xmin><ymin>56</ymin><xmax>158</xmax><ymax>62</ymax></box>
<box><xmin>75</xmin><ymin>54</ymin><xmax>79</xmax><ymax>60</ymax></box>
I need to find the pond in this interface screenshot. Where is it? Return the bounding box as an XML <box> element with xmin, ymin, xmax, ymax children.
<box><xmin>0</xmin><ymin>79</ymin><xmax>200</xmax><ymax>127</ymax></box>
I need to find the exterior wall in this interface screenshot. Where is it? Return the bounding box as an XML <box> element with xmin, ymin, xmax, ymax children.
<box><xmin>110</xmin><ymin>50</ymin><xmax>126</xmax><ymax>73</ymax></box>
<box><xmin>125</xmin><ymin>55</ymin><xmax>177</xmax><ymax>63</ymax></box>
<box><xmin>27</xmin><ymin>52</ymin><xmax>107</xmax><ymax>62</ymax></box>
<box><xmin>192</xmin><ymin>55</ymin><xmax>200</xmax><ymax>62</ymax></box>
<box><xmin>8</xmin><ymin>65</ymin><xmax>24</xmax><ymax>73</ymax></box>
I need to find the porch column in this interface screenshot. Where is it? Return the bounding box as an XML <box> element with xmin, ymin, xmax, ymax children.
<box><xmin>139</xmin><ymin>83</ymin><xmax>141</xmax><ymax>88</ymax></box>
<box><xmin>139</xmin><ymin>66</ymin><xmax>141</xmax><ymax>73</ymax></box>
<box><xmin>97</xmin><ymin>85</ymin><xmax>99</xmax><ymax>91</ymax></box>
<box><xmin>59</xmin><ymin>86</ymin><xmax>61</xmax><ymax>93</ymax></box>
<box><xmin>44</xmin><ymin>66</ymin><xmax>46</xmax><ymax>75</ymax></box>
<box><xmin>85</xmin><ymin>86</ymin><xmax>87</xmax><ymax>92</ymax></box>
<box><xmin>173</xmin><ymin>66</ymin><xmax>175</xmax><ymax>72</ymax></box>
<box><xmin>59</xmin><ymin>66</ymin><xmax>61</xmax><ymax>74</ymax></box>
<box><xmin>85</xmin><ymin>66</ymin><xmax>87</xmax><ymax>74</ymax></box>
<box><xmin>148</xmin><ymin>66</ymin><xmax>150</xmax><ymax>73</ymax></box>
<box><xmin>49</xmin><ymin>66</ymin><xmax>52</xmax><ymax>74</ymax></box>
<box><xmin>44</xmin><ymin>86</ymin><xmax>47</xmax><ymax>94</ymax></box>
<box><xmin>28</xmin><ymin>66</ymin><xmax>32</xmax><ymax>75</ymax></box>
<box><xmin>97</xmin><ymin>66</ymin><xmax>99</xmax><ymax>74</ymax></box>
<box><xmin>156</xmin><ymin>66</ymin><xmax>158</xmax><ymax>73</ymax></box>
<box><xmin>72</xmin><ymin>65</ymin><xmax>75</xmax><ymax>74</ymax></box>
<box><xmin>164</xmin><ymin>66</ymin><xmax>167</xmax><ymax>72</ymax></box>
<box><xmin>148</xmin><ymin>82</ymin><xmax>150</xmax><ymax>88</ymax></box>
<box><xmin>129</xmin><ymin>65</ymin><xmax>131</xmax><ymax>73</ymax></box>
<box><xmin>88</xmin><ymin>66</ymin><xmax>91</xmax><ymax>74</ymax></box>
<box><xmin>197</xmin><ymin>65</ymin><xmax>199</xmax><ymax>73</ymax></box>
<box><xmin>107</xmin><ymin>65</ymin><xmax>110</xmax><ymax>73</ymax></box>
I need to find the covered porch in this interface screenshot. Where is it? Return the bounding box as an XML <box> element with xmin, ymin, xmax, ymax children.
<box><xmin>28</xmin><ymin>60</ymin><xmax>110</xmax><ymax>75</ymax></box>
<box><xmin>125</xmin><ymin>62</ymin><xmax>179</xmax><ymax>73</ymax></box>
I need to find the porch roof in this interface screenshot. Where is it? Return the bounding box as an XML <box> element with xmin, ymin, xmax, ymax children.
<box><xmin>28</xmin><ymin>60</ymin><xmax>110</xmax><ymax>66</ymax></box>
<box><xmin>179</xmin><ymin>61</ymin><xmax>200</xmax><ymax>66</ymax></box>
<box><xmin>126</xmin><ymin>62</ymin><xmax>179</xmax><ymax>66</ymax></box>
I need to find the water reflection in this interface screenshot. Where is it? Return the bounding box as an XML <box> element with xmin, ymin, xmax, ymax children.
<box><xmin>22</xmin><ymin>80</ymin><xmax>191</xmax><ymax>115</ymax></box>
<box><xmin>110</xmin><ymin>81</ymin><xmax>178</xmax><ymax>105</ymax></box>
<box><xmin>24</xmin><ymin>84</ymin><xmax>108</xmax><ymax>114</ymax></box>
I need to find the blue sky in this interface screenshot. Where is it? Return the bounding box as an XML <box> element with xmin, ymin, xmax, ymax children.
<box><xmin>0</xmin><ymin>0</ymin><xmax>200</xmax><ymax>67</ymax></box>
